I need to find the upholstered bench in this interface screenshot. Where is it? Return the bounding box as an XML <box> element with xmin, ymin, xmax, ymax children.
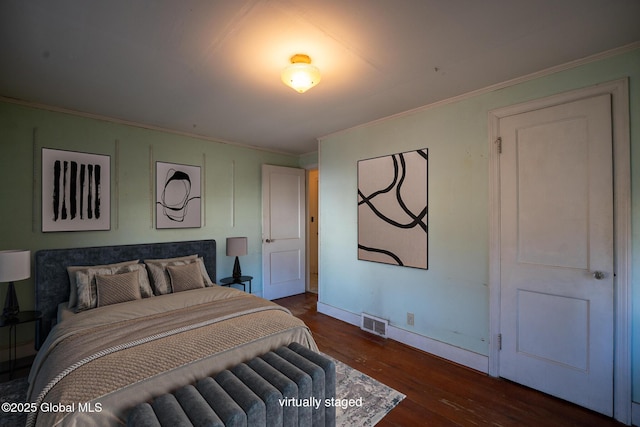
<box><xmin>127</xmin><ymin>342</ymin><xmax>336</xmax><ymax>427</ymax></box>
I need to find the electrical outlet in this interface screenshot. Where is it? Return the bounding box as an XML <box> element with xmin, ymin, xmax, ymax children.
<box><xmin>407</xmin><ymin>312</ymin><xmax>414</xmax><ymax>326</ymax></box>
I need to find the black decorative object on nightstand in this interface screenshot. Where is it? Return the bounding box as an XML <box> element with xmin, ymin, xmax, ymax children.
<box><xmin>219</xmin><ymin>276</ymin><xmax>253</xmax><ymax>294</ymax></box>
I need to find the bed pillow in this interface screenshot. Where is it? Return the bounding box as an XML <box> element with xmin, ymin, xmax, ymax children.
<box><xmin>119</xmin><ymin>263</ymin><xmax>154</xmax><ymax>298</ymax></box>
<box><xmin>144</xmin><ymin>254</ymin><xmax>198</xmax><ymax>265</ymax></box>
<box><xmin>75</xmin><ymin>267</ymin><xmax>112</xmax><ymax>312</ymax></box>
<box><xmin>74</xmin><ymin>263</ymin><xmax>153</xmax><ymax>312</ymax></box>
<box><xmin>145</xmin><ymin>256</ymin><xmax>213</xmax><ymax>295</ymax></box>
<box><xmin>66</xmin><ymin>259</ymin><xmax>140</xmax><ymax>308</ymax></box>
<box><xmin>96</xmin><ymin>270</ymin><xmax>142</xmax><ymax>307</ymax></box>
<box><xmin>167</xmin><ymin>263</ymin><xmax>205</xmax><ymax>293</ymax></box>
<box><xmin>144</xmin><ymin>255</ymin><xmax>197</xmax><ymax>295</ymax></box>
<box><xmin>195</xmin><ymin>258</ymin><xmax>215</xmax><ymax>287</ymax></box>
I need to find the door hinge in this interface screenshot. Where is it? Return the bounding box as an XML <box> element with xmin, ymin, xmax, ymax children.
<box><xmin>495</xmin><ymin>137</ymin><xmax>502</xmax><ymax>154</ymax></box>
<box><xmin>498</xmin><ymin>333</ymin><xmax>502</xmax><ymax>350</ymax></box>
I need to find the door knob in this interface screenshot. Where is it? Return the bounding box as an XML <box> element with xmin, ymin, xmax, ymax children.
<box><xmin>265</xmin><ymin>239</ymin><xmax>275</xmax><ymax>243</ymax></box>
<box><xmin>593</xmin><ymin>271</ymin><xmax>605</xmax><ymax>280</ymax></box>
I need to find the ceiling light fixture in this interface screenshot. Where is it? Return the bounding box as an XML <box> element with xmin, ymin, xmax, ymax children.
<box><xmin>281</xmin><ymin>54</ymin><xmax>321</xmax><ymax>93</ymax></box>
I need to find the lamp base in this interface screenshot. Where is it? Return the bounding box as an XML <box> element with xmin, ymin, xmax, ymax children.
<box><xmin>3</xmin><ymin>281</ymin><xmax>20</xmax><ymax>320</ymax></box>
<box><xmin>232</xmin><ymin>256</ymin><xmax>242</xmax><ymax>280</ymax></box>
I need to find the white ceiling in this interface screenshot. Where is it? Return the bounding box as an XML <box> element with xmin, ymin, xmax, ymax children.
<box><xmin>1</xmin><ymin>0</ymin><xmax>639</xmax><ymax>155</ymax></box>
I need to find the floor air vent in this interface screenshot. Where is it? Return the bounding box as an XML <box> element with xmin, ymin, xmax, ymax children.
<box><xmin>360</xmin><ymin>313</ymin><xmax>388</xmax><ymax>338</ymax></box>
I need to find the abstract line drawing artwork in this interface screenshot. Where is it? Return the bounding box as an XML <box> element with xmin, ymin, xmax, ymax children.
<box><xmin>42</xmin><ymin>148</ymin><xmax>111</xmax><ymax>232</ymax></box>
<box><xmin>358</xmin><ymin>148</ymin><xmax>428</xmax><ymax>269</ymax></box>
<box><xmin>156</xmin><ymin>161</ymin><xmax>201</xmax><ymax>229</ymax></box>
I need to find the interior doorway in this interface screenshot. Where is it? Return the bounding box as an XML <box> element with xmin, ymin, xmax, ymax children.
<box><xmin>261</xmin><ymin>164</ymin><xmax>306</xmax><ymax>300</ymax></box>
<box><xmin>488</xmin><ymin>79</ymin><xmax>631</xmax><ymax>423</ymax></box>
<box><xmin>498</xmin><ymin>94</ymin><xmax>614</xmax><ymax>415</ymax></box>
<box><xmin>308</xmin><ymin>169</ymin><xmax>319</xmax><ymax>293</ymax></box>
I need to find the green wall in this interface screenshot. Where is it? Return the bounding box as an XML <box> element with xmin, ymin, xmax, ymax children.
<box><xmin>0</xmin><ymin>102</ymin><xmax>299</xmax><ymax>347</ymax></box>
<box><xmin>319</xmin><ymin>48</ymin><xmax>640</xmax><ymax>398</ymax></box>
<box><xmin>2</xmin><ymin>46</ymin><xmax>639</xmax><ymax>406</ymax></box>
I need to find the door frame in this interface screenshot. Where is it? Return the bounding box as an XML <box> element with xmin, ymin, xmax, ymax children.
<box><xmin>488</xmin><ymin>79</ymin><xmax>631</xmax><ymax>423</ymax></box>
<box><xmin>306</xmin><ymin>167</ymin><xmax>319</xmax><ymax>292</ymax></box>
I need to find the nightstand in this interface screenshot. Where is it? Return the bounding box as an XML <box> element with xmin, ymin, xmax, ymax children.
<box><xmin>219</xmin><ymin>276</ymin><xmax>253</xmax><ymax>294</ymax></box>
<box><xmin>0</xmin><ymin>310</ymin><xmax>42</xmax><ymax>379</ymax></box>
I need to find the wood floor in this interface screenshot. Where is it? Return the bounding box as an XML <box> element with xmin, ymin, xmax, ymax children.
<box><xmin>276</xmin><ymin>292</ymin><xmax>624</xmax><ymax>427</ymax></box>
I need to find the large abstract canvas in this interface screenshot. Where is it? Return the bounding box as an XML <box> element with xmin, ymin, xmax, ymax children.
<box><xmin>42</xmin><ymin>148</ymin><xmax>111</xmax><ymax>232</ymax></box>
<box><xmin>358</xmin><ymin>149</ymin><xmax>428</xmax><ymax>269</ymax></box>
<box><xmin>156</xmin><ymin>161</ymin><xmax>201</xmax><ymax>229</ymax></box>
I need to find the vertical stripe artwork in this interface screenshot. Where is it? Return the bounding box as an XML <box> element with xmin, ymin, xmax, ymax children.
<box><xmin>42</xmin><ymin>148</ymin><xmax>110</xmax><ymax>232</ymax></box>
<box><xmin>357</xmin><ymin>148</ymin><xmax>428</xmax><ymax>269</ymax></box>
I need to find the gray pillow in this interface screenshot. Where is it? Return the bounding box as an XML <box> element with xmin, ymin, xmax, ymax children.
<box><xmin>96</xmin><ymin>270</ymin><xmax>142</xmax><ymax>307</ymax></box>
<box><xmin>145</xmin><ymin>256</ymin><xmax>213</xmax><ymax>295</ymax></box>
<box><xmin>74</xmin><ymin>263</ymin><xmax>153</xmax><ymax>312</ymax></box>
<box><xmin>144</xmin><ymin>255</ymin><xmax>198</xmax><ymax>295</ymax></box>
<box><xmin>167</xmin><ymin>263</ymin><xmax>205</xmax><ymax>293</ymax></box>
<box><xmin>66</xmin><ymin>259</ymin><xmax>139</xmax><ymax>308</ymax></box>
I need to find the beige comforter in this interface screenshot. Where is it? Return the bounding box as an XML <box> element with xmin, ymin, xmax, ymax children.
<box><xmin>27</xmin><ymin>286</ymin><xmax>317</xmax><ymax>427</ymax></box>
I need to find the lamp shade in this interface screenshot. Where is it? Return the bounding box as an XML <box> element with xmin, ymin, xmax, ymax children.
<box><xmin>281</xmin><ymin>54</ymin><xmax>321</xmax><ymax>93</ymax></box>
<box><xmin>0</xmin><ymin>250</ymin><xmax>31</xmax><ymax>282</ymax></box>
<box><xmin>226</xmin><ymin>237</ymin><xmax>248</xmax><ymax>257</ymax></box>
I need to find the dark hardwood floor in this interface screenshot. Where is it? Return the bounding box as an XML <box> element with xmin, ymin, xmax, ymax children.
<box><xmin>276</xmin><ymin>292</ymin><xmax>624</xmax><ymax>427</ymax></box>
<box><xmin>1</xmin><ymin>292</ymin><xmax>625</xmax><ymax>426</ymax></box>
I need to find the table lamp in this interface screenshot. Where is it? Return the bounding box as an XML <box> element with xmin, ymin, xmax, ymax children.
<box><xmin>226</xmin><ymin>237</ymin><xmax>247</xmax><ymax>280</ymax></box>
<box><xmin>0</xmin><ymin>250</ymin><xmax>31</xmax><ymax>320</ymax></box>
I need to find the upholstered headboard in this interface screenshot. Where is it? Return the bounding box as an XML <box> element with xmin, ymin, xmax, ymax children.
<box><xmin>34</xmin><ymin>239</ymin><xmax>216</xmax><ymax>348</ymax></box>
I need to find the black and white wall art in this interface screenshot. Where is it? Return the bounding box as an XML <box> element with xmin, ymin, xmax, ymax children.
<box><xmin>357</xmin><ymin>148</ymin><xmax>428</xmax><ymax>269</ymax></box>
<box><xmin>156</xmin><ymin>161</ymin><xmax>201</xmax><ymax>229</ymax></box>
<box><xmin>42</xmin><ymin>148</ymin><xmax>111</xmax><ymax>232</ymax></box>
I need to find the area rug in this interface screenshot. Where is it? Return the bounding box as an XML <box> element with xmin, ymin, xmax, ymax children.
<box><xmin>333</xmin><ymin>357</ymin><xmax>405</xmax><ymax>426</ymax></box>
<box><xmin>0</xmin><ymin>376</ymin><xmax>28</xmax><ymax>427</ymax></box>
<box><xmin>0</xmin><ymin>360</ymin><xmax>404</xmax><ymax>427</ymax></box>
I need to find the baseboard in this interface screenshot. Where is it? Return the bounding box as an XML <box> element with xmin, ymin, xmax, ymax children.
<box><xmin>317</xmin><ymin>302</ymin><xmax>489</xmax><ymax>374</ymax></box>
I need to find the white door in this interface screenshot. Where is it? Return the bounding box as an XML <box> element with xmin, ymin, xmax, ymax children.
<box><xmin>262</xmin><ymin>165</ymin><xmax>306</xmax><ymax>300</ymax></box>
<box><xmin>498</xmin><ymin>94</ymin><xmax>614</xmax><ymax>415</ymax></box>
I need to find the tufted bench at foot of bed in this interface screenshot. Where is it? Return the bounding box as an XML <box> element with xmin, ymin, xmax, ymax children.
<box><xmin>127</xmin><ymin>342</ymin><xmax>336</xmax><ymax>427</ymax></box>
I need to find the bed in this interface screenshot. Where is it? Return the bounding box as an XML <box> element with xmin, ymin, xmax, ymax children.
<box><xmin>27</xmin><ymin>240</ymin><xmax>319</xmax><ymax>427</ymax></box>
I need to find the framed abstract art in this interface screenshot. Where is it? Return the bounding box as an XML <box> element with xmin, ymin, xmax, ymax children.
<box><xmin>42</xmin><ymin>148</ymin><xmax>111</xmax><ymax>232</ymax></box>
<box><xmin>357</xmin><ymin>148</ymin><xmax>428</xmax><ymax>269</ymax></box>
<box><xmin>155</xmin><ymin>161</ymin><xmax>201</xmax><ymax>229</ymax></box>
